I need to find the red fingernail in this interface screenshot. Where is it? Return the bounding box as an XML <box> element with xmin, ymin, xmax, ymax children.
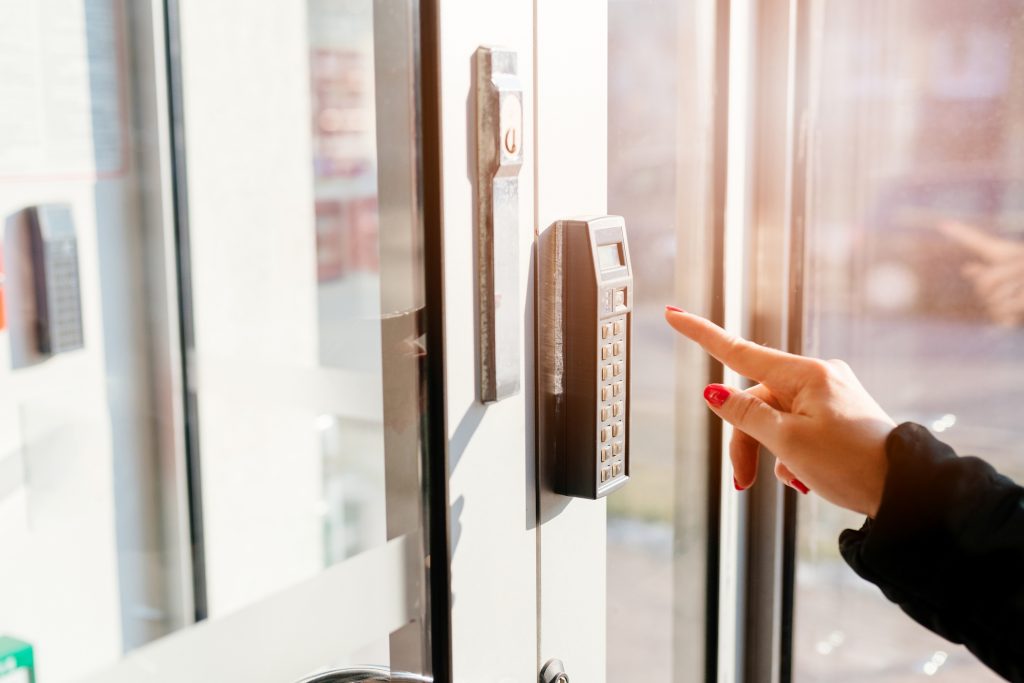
<box><xmin>665</xmin><ymin>305</ymin><xmax>685</xmax><ymax>313</ymax></box>
<box><xmin>703</xmin><ymin>384</ymin><xmax>730</xmax><ymax>408</ymax></box>
<box><xmin>734</xmin><ymin>477</ymin><xmax>746</xmax><ymax>491</ymax></box>
<box><xmin>791</xmin><ymin>478</ymin><xmax>810</xmax><ymax>495</ymax></box>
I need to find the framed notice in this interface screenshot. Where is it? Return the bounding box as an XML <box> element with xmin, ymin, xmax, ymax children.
<box><xmin>0</xmin><ymin>0</ymin><xmax>128</xmax><ymax>181</ymax></box>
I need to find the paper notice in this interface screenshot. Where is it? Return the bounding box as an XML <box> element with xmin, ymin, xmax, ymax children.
<box><xmin>0</xmin><ymin>0</ymin><xmax>126</xmax><ymax>179</ymax></box>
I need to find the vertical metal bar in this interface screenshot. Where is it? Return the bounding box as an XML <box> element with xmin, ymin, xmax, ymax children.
<box><xmin>418</xmin><ymin>0</ymin><xmax>453</xmax><ymax>679</ymax></box>
<box><xmin>705</xmin><ymin>0</ymin><xmax>733</xmax><ymax>678</ymax></box>
<box><xmin>779</xmin><ymin>0</ymin><xmax>815</xmax><ymax>679</ymax></box>
<box><xmin>161</xmin><ymin>0</ymin><xmax>208</xmax><ymax>623</ymax></box>
<box><xmin>742</xmin><ymin>0</ymin><xmax>793</xmax><ymax>678</ymax></box>
<box><xmin>741</xmin><ymin>0</ymin><xmax>814</xmax><ymax>679</ymax></box>
<box><xmin>373</xmin><ymin>0</ymin><xmax>429</xmax><ymax>672</ymax></box>
<box><xmin>474</xmin><ymin>47</ymin><xmax>524</xmax><ymax>404</ymax></box>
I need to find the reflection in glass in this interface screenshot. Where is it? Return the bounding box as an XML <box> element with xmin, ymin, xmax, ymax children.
<box><xmin>0</xmin><ymin>0</ymin><xmax>432</xmax><ymax>680</ymax></box>
<box><xmin>1</xmin><ymin>3</ymin><xmax>188</xmax><ymax>680</ymax></box>
<box><xmin>796</xmin><ymin>2</ymin><xmax>1024</xmax><ymax>681</ymax></box>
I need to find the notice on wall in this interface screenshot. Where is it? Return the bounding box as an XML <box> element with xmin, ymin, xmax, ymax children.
<box><xmin>0</xmin><ymin>0</ymin><xmax>127</xmax><ymax>180</ymax></box>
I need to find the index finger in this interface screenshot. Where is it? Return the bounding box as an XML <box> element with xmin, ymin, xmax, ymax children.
<box><xmin>665</xmin><ymin>309</ymin><xmax>807</xmax><ymax>393</ymax></box>
<box><xmin>938</xmin><ymin>220</ymin><xmax>1009</xmax><ymax>263</ymax></box>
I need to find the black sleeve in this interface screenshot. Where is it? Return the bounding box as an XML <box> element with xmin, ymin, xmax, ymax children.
<box><xmin>839</xmin><ymin>422</ymin><xmax>1024</xmax><ymax>682</ymax></box>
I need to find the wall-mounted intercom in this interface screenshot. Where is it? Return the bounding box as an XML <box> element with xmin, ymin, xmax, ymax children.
<box><xmin>539</xmin><ymin>215</ymin><xmax>632</xmax><ymax>499</ymax></box>
<box><xmin>23</xmin><ymin>205</ymin><xmax>84</xmax><ymax>355</ymax></box>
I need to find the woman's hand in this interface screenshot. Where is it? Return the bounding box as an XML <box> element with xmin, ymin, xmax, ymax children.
<box><xmin>941</xmin><ymin>220</ymin><xmax>1024</xmax><ymax>326</ymax></box>
<box><xmin>665</xmin><ymin>307</ymin><xmax>896</xmax><ymax>518</ymax></box>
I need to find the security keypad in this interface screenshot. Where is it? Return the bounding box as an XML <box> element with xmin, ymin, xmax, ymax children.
<box><xmin>541</xmin><ymin>215</ymin><xmax>632</xmax><ymax>499</ymax></box>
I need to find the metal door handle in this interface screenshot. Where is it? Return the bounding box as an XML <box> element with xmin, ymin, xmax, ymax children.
<box><xmin>474</xmin><ymin>45</ymin><xmax>524</xmax><ymax>403</ymax></box>
<box><xmin>293</xmin><ymin>666</ymin><xmax>432</xmax><ymax>683</ymax></box>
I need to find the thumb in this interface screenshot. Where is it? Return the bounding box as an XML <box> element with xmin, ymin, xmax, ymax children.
<box><xmin>704</xmin><ymin>384</ymin><xmax>789</xmax><ymax>453</ymax></box>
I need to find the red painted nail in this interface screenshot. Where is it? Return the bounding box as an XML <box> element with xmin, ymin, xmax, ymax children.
<box><xmin>791</xmin><ymin>478</ymin><xmax>810</xmax><ymax>495</ymax></box>
<box><xmin>703</xmin><ymin>384</ymin><xmax>730</xmax><ymax>408</ymax></box>
<box><xmin>665</xmin><ymin>305</ymin><xmax>685</xmax><ymax>313</ymax></box>
<box><xmin>734</xmin><ymin>477</ymin><xmax>746</xmax><ymax>491</ymax></box>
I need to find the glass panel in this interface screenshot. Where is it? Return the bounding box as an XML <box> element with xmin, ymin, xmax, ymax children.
<box><xmin>796</xmin><ymin>1</ymin><xmax>1023</xmax><ymax>681</ymax></box>
<box><xmin>607</xmin><ymin>0</ymin><xmax>715</xmax><ymax>679</ymax></box>
<box><xmin>177</xmin><ymin>0</ymin><xmax>432</xmax><ymax>675</ymax></box>
<box><xmin>0</xmin><ymin>1</ymin><xmax>190</xmax><ymax>679</ymax></box>
<box><xmin>0</xmin><ymin>0</ymin><xmax>432</xmax><ymax>680</ymax></box>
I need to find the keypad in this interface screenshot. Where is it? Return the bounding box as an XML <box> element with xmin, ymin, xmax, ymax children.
<box><xmin>597</xmin><ymin>313</ymin><xmax>627</xmax><ymax>485</ymax></box>
<box><xmin>43</xmin><ymin>241</ymin><xmax>84</xmax><ymax>353</ymax></box>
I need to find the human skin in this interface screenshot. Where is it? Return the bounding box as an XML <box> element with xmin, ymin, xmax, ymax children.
<box><xmin>664</xmin><ymin>307</ymin><xmax>895</xmax><ymax>518</ymax></box>
<box><xmin>940</xmin><ymin>220</ymin><xmax>1024</xmax><ymax>327</ymax></box>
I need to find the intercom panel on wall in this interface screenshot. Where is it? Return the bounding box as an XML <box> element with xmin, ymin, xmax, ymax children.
<box><xmin>538</xmin><ymin>215</ymin><xmax>632</xmax><ymax>499</ymax></box>
<box><xmin>18</xmin><ymin>205</ymin><xmax>85</xmax><ymax>357</ymax></box>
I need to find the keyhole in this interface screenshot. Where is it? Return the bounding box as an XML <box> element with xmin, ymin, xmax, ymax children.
<box><xmin>504</xmin><ymin>126</ymin><xmax>519</xmax><ymax>154</ymax></box>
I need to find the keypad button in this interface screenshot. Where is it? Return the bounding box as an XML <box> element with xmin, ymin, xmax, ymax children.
<box><xmin>602</xmin><ymin>324</ymin><xmax>611</xmax><ymax>339</ymax></box>
<box><xmin>600</xmin><ymin>427</ymin><xmax>610</xmax><ymax>442</ymax></box>
<box><xmin>601</xmin><ymin>344</ymin><xmax>611</xmax><ymax>360</ymax></box>
<box><xmin>600</xmin><ymin>406</ymin><xmax>610</xmax><ymax>421</ymax></box>
<box><xmin>612</xmin><ymin>401</ymin><xmax>622</xmax><ymax>417</ymax></box>
<box><xmin>612</xmin><ymin>463</ymin><xmax>623</xmax><ymax>477</ymax></box>
<box><xmin>601</xmin><ymin>467</ymin><xmax>612</xmax><ymax>483</ymax></box>
<box><xmin>613</xmin><ymin>441</ymin><xmax>623</xmax><ymax>456</ymax></box>
<box><xmin>614</xmin><ymin>288</ymin><xmax>626</xmax><ymax>309</ymax></box>
<box><xmin>601</xmin><ymin>446</ymin><xmax>610</xmax><ymax>462</ymax></box>
<box><xmin>601</xmin><ymin>365</ymin><xmax>610</xmax><ymax>381</ymax></box>
<box><xmin>612</xmin><ymin>362</ymin><xmax>622</xmax><ymax>377</ymax></box>
<box><xmin>613</xmin><ymin>321</ymin><xmax>622</xmax><ymax>335</ymax></box>
<box><xmin>612</xmin><ymin>382</ymin><xmax>622</xmax><ymax>397</ymax></box>
<box><xmin>613</xmin><ymin>342</ymin><xmax>622</xmax><ymax>356</ymax></box>
<box><xmin>612</xmin><ymin>422</ymin><xmax>622</xmax><ymax>438</ymax></box>
<box><xmin>601</xmin><ymin>386</ymin><xmax>610</xmax><ymax>401</ymax></box>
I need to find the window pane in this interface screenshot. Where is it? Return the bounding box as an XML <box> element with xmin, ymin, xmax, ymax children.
<box><xmin>0</xmin><ymin>1</ymin><xmax>434</xmax><ymax>680</ymax></box>
<box><xmin>796</xmin><ymin>1</ymin><xmax>1023</xmax><ymax>681</ymax></box>
<box><xmin>608</xmin><ymin>0</ymin><xmax>715</xmax><ymax>679</ymax></box>
<box><xmin>0</xmin><ymin>1</ymin><xmax>189</xmax><ymax>678</ymax></box>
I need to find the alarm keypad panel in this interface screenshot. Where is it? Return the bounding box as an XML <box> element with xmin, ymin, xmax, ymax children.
<box><xmin>545</xmin><ymin>215</ymin><xmax>632</xmax><ymax>500</ymax></box>
<box><xmin>596</xmin><ymin>311</ymin><xmax>627</xmax><ymax>486</ymax></box>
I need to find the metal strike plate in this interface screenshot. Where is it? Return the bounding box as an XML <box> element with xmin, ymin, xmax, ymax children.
<box><xmin>475</xmin><ymin>46</ymin><xmax>523</xmax><ymax>403</ymax></box>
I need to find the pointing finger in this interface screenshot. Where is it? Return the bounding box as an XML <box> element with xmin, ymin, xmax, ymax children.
<box><xmin>666</xmin><ymin>309</ymin><xmax>807</xmax><ymax>394</ymax></box>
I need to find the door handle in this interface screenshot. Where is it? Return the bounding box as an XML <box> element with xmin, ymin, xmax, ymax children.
<box><xmin>474</xmin><ymin>45</ymin><xmax>524</xmax><ymax>403</ymax></box>
<box><xmin>293</xmin><ymin>666</ymin><xmax>432</xmax><ymax>683</ymax></box>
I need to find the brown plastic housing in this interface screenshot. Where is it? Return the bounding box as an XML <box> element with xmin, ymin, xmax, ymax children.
<box><xmin>538</xmin><ymin>215</ymin><xmax>632</xmax><ymax>499</ymax></box>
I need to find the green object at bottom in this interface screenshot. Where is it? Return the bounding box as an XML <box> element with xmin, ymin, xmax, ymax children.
<box><xmin>0</xmin><ymin>637</ymin><xmax>34</xmax><ymax>683</ymax></box>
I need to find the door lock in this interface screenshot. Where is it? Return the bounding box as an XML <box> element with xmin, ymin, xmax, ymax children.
<box><xmin>474</xmin><ymin>46</ymin><xmax>524</xmax><ymax>403</ymax></box>
<box><xmin>539</xmin><ymin>658</ymin><xmax>569</xmax><ymax>683</ymax></box>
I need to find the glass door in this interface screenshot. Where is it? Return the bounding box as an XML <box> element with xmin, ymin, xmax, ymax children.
<box><xmin>0</xmin><ymin>0</ymin><xmax>441</xmax><ymax>680</ymax></box>
<box><xmin>792</xmin><ymin>2</ymin><xmax>1024</xmax><ymax>681</ymax></box>
<box><xmin>734</xmin><ymin>0</ymin><xmax>1024</xmax><ymax>680</ymax></box>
